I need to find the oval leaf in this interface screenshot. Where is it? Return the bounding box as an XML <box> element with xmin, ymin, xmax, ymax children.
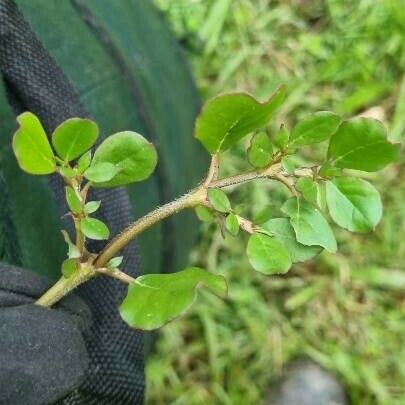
<box><xmin>91</xmin><ymin>131</ymin><xmax>157</xmax><ymax>187</ymax></box>
<box><xmin>290</xmin><ymin>111</ymin><xmax>340</xmax><ymax>146</ymax></box>
<box><xmin>195</xmin><ymin>86</ymin><xmax>285</xmax><ymax>154</ymax></box>
<box><xmin>247</xmin><ymin>132</ymin><xmax>273</xmax><ymax>168</ymax></box>
<box><xmin>80</xmin><ymin>217</ymin><xmax>110</xmax><ymax>240</ymax></box>
<box><xmin>208</xmin><ymin>188</ymin><xmax>231</xmax><ymax>213</ymax></box>
<box><xmin>327</xmin><ymin>118</ymin><xmax>400</xmax><ymax>172</ymax></box>
<box><xmin>195</xmin><ymin>205</ymin><xmax>215</xmax><ymax>222</ymax></box>
<box><xmin>225</xmin><ymin>213</ymin><xmax>239</xmax><ymax>236</ymax></box>
<box><xmin>61</xmin><ymin>258</ymin><xmax>77</xmax><ymax>279</ymax></box>
<box><xmin>246</xmin><ymin>233</ymin><xmax>292</xmax><ymax>274</ymax></box>
<box><xmin>326</xmin><ymin>177</ymin><xmax>382</xmax><ymax>233</ymax></box>
<box><xmin>77</xmin><ymin>150</ymin><xmax>92</xmax><ymax>173</ymax></box>
<box><xmin>65</xmin><ymin>186</ymin><xmax>82</xmax><ymax>214</ymax></box>
<box><xmin>296</xmin><ymin>177</ymin><xmax>318</xmax><ymax>205</ymax></box>
<box><xmin>119</xmin><ymin>267</ymin><xmax>227</xmax><ymax>330</ymax></box>
<box><xmin>281</xmin><ymin>198</ymin><xmax>337</xmax><ymax>253</ymax></box>
<box><xmin>260</xmin><ymin>218</ymin><xmax>322</xmax><ymax>263</ymax></box>
<box><xmin>12</xmin><ymin>112</ymin><xmax>56</xmax><ymax>174</ymax></box>
<box><xmin>107</xmin><ymin>256</ymin><xmax>124</xmax><ymax>269</ymax></box>
<box><xmin>84</xmin><ymin>201</ymin><xmax>101</xmax><ymax>214</ymax></box>
<box><xmin>52</xmin><ymin>118</ymin><xmax>99</xmax><ymax>161</ymax></box>
<box><xmin>84</xmin><ymin>162</ymin><xmax>120</xmax><ymax>183</ymax></box>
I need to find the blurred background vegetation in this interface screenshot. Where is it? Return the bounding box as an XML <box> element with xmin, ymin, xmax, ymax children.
<box><xmin>147</xmin><ymin>1</ymin><xmax>405</xmax><ymax>404</ymax></box>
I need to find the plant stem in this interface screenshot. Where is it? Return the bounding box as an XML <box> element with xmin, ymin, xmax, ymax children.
<box><xmin>95</xmin><ymin>186</ymin><xmax>207</xmax><ymax>267</ymax></box>
<box><xmin>35</xmin><ymin>265</ymin><xmax>95</xmax><ymax>307</ymax></box>
<box><xmin>210</xmin><ymin>162</ymin><xmax>282</xmax><ymax>188</ymax></box>
<box><xmin>96</xmin><ymin>267</ymin><xmax>136</xmax><ymax>284</ymax></box>
<box><xmin>36</xmin><ymin>159</ymin><xmax>297</xmax><ymax>307</ymax></box>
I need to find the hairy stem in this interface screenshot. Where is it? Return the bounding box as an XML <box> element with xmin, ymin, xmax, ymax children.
<box><xmin>35</xmin><ymin>265</ymin><xmax>95</xmax><ymax>307</ymax></box>
<box><xmin>36</xmin><ymin>159</ymin><xmax>296</xmax><ymax>307</ymax></box>
<box><xmin>95</xmin><ymin>186</ymin><xmax>207</xmax><ymax>267</ymax></box>
<box><xmin>210</xmin><ymin>162</ymin><xmax>282</xmax><ymax>188</ymax></box>
<box><xmin>96</xmin><ymin>267</ymin><xmax>136</xmax><ymax>284</ymax></box>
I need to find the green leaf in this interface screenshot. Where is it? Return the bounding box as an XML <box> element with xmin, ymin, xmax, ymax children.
<box><xmin>281</xmin><ymin>156</ymin><xmax>295</xmax><ymax>174</ymax></box>
<box><xmin>107</xmin><ymin>256</ymin><xmax>124</xmax><ymax>269</ymax></box>
<box><xmin>80</xmin><ymin>217</ymin><xmax>110</xmax><ymax>240</ymax></box>
<box><xmin>91</xmin><ymin>131</ymin><xmax>157</xmax><ymax>187</ymax></box>
<box><xmin>52</xmin><ymin>118</ymin><xmax>98</xmax><ymax>161</ymax></box>
<box><xmin>59</xmin><ymin>166</ymin><xmax>77</xmax><ymax>178</ymax></box>
<box><xmin>225</xmin><ymin>213</ymin><xmax>239</xmax><ymax>236</ymax></box>
<box><xmin>195</xmin><ymin>205</ymin><xmax>215</xmax><ymax>222</ymax></box>
<box><xmin>119</xmin><ymin>267</ymin><xmax>227</xmax><ymax>330</ymax></box>
<box><xmin>316</xmin><ymin>181</ymin><xmax>327</xmax><ymax>212</ymax></box>
<box><xmin>246</xmin><ymin>233</ymin><xmax>292</xmax><ymax>274</ymax></box>
<box><xmin>65</xmin><ymin>186</ymin><xmax>82</xmax><ymax>214</ymax></box>
<box><xmin>327</xmin><ymin>118</ymin><xmax>400</xmax><ymax>171</ymax></box>
<box><xmin>281</xmin><ymin>198</ymin><xmax>337</xmax><ymax>252</ymax></box>
<box><xmin>84</xmin><ymin>162</ymin><xmax>120</xmax><ymax>183</ymax></box>
<box><xmin>77</xmin><ymin>150</ymin><xmax>92</xmax><ymax>173</ymax></box>
<box><xmin>326</xmin><ymin>177</ymin><xmax>382</xmax><ymax>233</ymax></box>
<box><xmin>290</xmin><ymin>111</ymin><xmax>340</xmax><ymax>146</ymax></box>
<box><xmin>296</xmin><ymin>177</ymin><xmax>318</xmax><ymax>205</ymax></box>
<box><xmin>61</xmin><ymin>230</ymin><xmax>81</xmax><ymax>259</ymax></box>
<box><xmin>61</xmin><ymin>258</ymin><xmax>77</xmax><ymax>279</ymax></box>
<box><xmin>253</xmin><ymin>206</ymin><xmax>273</xmax><ymax>225</ymax></box>
<box><xmin>208</xmin><ymin>188</ymin><xmax>231</xmax><ymax>213</ymax></box>
<box><xmin>12</xmin><ymin>112</ymin><xmax>56</xmax><ymax>174</ymax></box>
<box><xmin>274</xmin><ymin>124</ymin><xmax>289</xmax><ymax>150</ymax></box>
<box><xmin>247</xmin><ymin>132</ymin><xmax>273</xmax><ymax>168</ymax></box>
<box><xmin>195</xmin><ymin>86</ymin><xmax>285</xmax><ymax>154</ymax></box>
<box><xmin>260</xmin><ymin>218</ymin><xmax>322</xmax><ymax>263</ymax></box>
<box><xmin>84</xmin><ymin>201</ymin><xmax>101</xmax><ymax>214</ymax></box>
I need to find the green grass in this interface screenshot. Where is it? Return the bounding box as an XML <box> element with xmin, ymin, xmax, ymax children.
<box><xmin>148</xmin><ymin>1</ymin><xmax>405</xmax><ymax>403</ymax></box>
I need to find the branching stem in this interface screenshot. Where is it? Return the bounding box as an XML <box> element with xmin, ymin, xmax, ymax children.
<box><xmin>36</xmin><ymin>158</ymin><xmax>308</xmax><ymax>307</ymax></box>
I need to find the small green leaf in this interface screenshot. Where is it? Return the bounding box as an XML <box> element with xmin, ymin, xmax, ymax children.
<box><xmin>59</xmin><ymin>166</ymin><xmax>77</xmax><ymax>178</ymax></box>
<box><xmin>52</xmin><ymin>118</ymin><xmax>98</xmax><ymax>161</ymax></box>
<box><xmin>119</xmin><ymin>267</ymin><xmax>227</xmax><ymax>330</ymax></box>
<box><xmin>84</xmin><ymin>162</ymin><xmax>120</xmax><ymax>183</ymax></box>
<box><xmin>253</xmin><ymin>206</ymin><xmax>273</xmax><ymax>225</ymax></box>
<box><xmin>296</xmin><ymin>177</ymin><xmax>318</xmax><ymax>205</ymax></box>
<box><xmin>246</xmin><ymin>233</ymin><xmax>292</xmax><ymax>274</ymax></box>
<box><xmin>207</xmin><ymin>188</ymin><xmax>231</xmax><ymax>213</ymax></box>
<box><xmin>327</xmin><ymin>118</ymin><xmax>400</xmax><ymax>171</ymax></box>
<box><xmin>225</xmin><ymin>213</ymin><xmax>239</xmax><ymax>236</ymax></box>
<box><xmin>316</xmin><ymin>181</ymin><xmax>327</xmax><ymax>212</ymax></box>
<box><xmin>61</xmin><ymin>258</ymin><xmax>77</xmax><ymax>279</ymax></box>
<box><xmin>290</xmin><ymin>111</ymin><xmax>340</xmax><ymax>146</ymax></box>
<box><xmin>91</xmin><ymin>131</ymin><xmax>157</xmax><ymax>187</ymax></box>
<box><xmin>107</xmin><ymin>256</ymin><xmax>124</xmax><ymax>269</ymax></box>
<box><xmin>84</xmin><ymin>201</ymin><xmax>101</xmax><ymax>214</ymax></box>
<box><xmin>247</xmin><ymin>132</ymin><xmax>273</xmax><ymax>168</ymax></box>
<box><xmin>77</xmin><ymin>150</ymin><xmax>92</xmax><ymax>173</ymax></box>
<box><xmin>65</xmin><ymin>186</ymin><xmax>82</xmax><ymax>214</ymax></box>
<box><xmin>281</xmin><ymin>198</ymin><xmax>337</xmax><ymax>253</ymax></box>
<box><xmin>195</xmin><ymin>205</ymin><xmax>215</xmax><ymax>222</ymax></box>
<box><xmin>260</xmin><ymin>218</ymin><xmax>322</xmax><ymax>263</ymax></box>
<box><xmin>12</xmin><ymin>112</ymin><xmax>56</xmax><ymax>174</ymax></box>
<box><xmin>61</xmin><ymin>230</ymin><xmax>81</xmax><ymax>259</ymax></box>
<box><xmin>80</xmin><ymin>217</ymin><xmax>110</xmax><ymax>240</ymax></box>
<box><xmin>274</xmin><ymin>124</ymin><xmax>289</xmax><ymax>150</ymax></box>
<box><xmin>318</xmin><ymin>162</ymin><xmax>342</xmax><ymax>178</ymax></box>
<box><xmin>326</xmin><ymin>177</ymin><xmax>382</xmax><ymax>232</ymax></box>
<box><xmin>281</xmin><ymin>156</ymin><xmax>295</xmax><ymax>174</ymax></box>
<box><xmin>195</xmin><ymin>86</ymin><xmax>285</xmax><ymax>154</ymax></box>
